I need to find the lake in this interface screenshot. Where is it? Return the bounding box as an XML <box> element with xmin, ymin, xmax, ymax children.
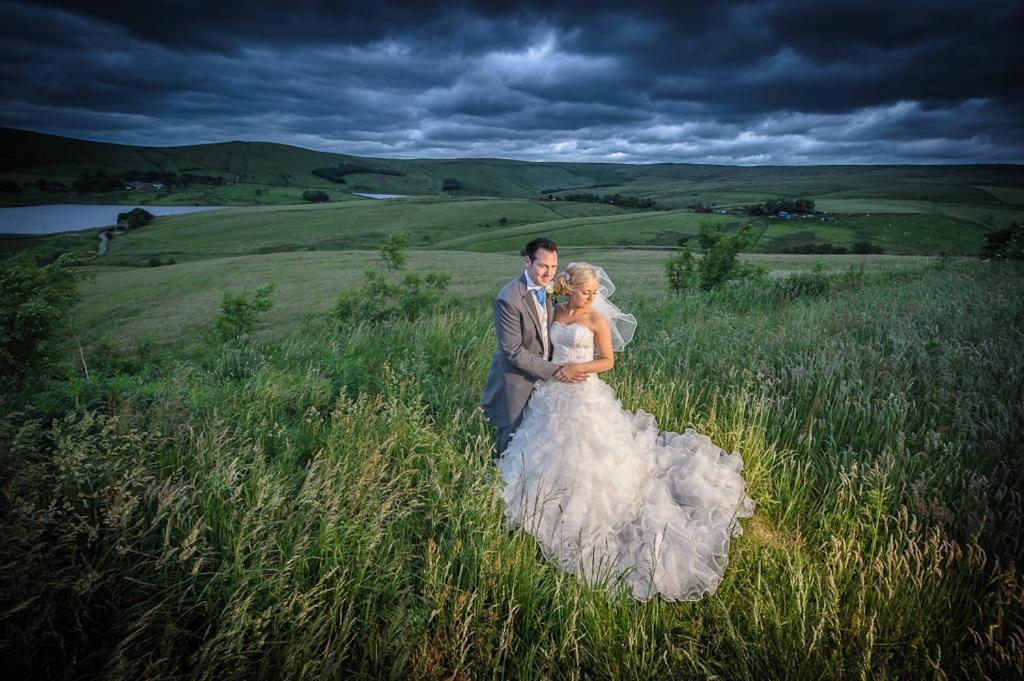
<box><xmin>0</xmin><ymin>204</ymin><xmax>234</xmax><ymax>235</ymax></box>
<box><xmin>351</xmin><ymin>192</ymin><xmax>408</xmax><ymax>200</ymax></box>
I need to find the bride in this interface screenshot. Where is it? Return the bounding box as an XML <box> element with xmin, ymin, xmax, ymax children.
<box><xmin>496</xmin><ymin>262</ymin><xmax>755</xmax><ymax>602</ymax></box>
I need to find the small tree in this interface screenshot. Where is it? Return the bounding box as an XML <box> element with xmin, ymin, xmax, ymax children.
<box><xmin>665</xmin><ymin>223</ymin><xmax>764</xmax><ymax>292</ymax></box>
<box><xmin>212</xmin><ymin>284</ymin><xmax>275</xmax><ymax>342</ymax></box>
<box><xmin>379</xmin><ymin>233</ymin><xmax>409</xmax><ymax>271</ymax></box>
<box><xmin>302</xmin><ymin>190</ymin><xmax>330</xmax><ymax>203</ymax></box>
<box><xmin>0</xmin><ymin>252</ymin><xmax>82</xmax><ymax>390</ymax></box>
<box><xmin>334</xmin><ymin>233</ymin><xmax>453</xmax><ymax>324</ymax></box>
<box><xmin>117</xmin><ymin>207</ymin><xmax>155</xmax><ymax>230</ymax></box>
<box><xmin>442</xmin><ymin>178</ymin><xmax>461</xmax><ymax>191</ymax></box>
<box><xmin>665</xmin><ymin>249</ymin><xmax>698</xmax><ymax>292</ymax></box>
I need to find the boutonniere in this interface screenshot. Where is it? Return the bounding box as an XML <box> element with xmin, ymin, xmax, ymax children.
<box><xmin>544</xmin><ymin>282</ymin><xmax>555</xmax><ymax>295</ymax></box>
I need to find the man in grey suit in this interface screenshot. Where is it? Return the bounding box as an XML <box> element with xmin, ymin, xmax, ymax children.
<box><xmin>482</xmin><ymin>237</ymin><xmax>581</xmax><ymax>456</ymax></box>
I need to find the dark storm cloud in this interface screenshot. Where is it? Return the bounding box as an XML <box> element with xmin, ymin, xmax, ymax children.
<box><xmin>2</xmin><ymin>0</ymin><xmax>1022</xmax><ymax>164</ymax></box>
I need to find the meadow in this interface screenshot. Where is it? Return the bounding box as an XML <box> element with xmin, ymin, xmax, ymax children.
<box><xmin>5</xmin><ymin>193</ymin><xmax>998</xmax><ymax>273</ymax></box>
<box><xmin>2</xmin><ymin>251</ymin><xmax>1022</xmax><ymax>679</ymax></box>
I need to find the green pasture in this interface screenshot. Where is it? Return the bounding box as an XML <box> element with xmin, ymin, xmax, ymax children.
<box><xmin>0</xmin><ymin>198</ymin><xmax>998</xmax><ymax>269</ymax></box>
<box><xmin>816</xmin><ymin>198</ymin><xmax>1024</xmax><ymax>228</ymax></box>
<box><xmin>434</xmin><ymin>210</ymin><xmax>737</xmax><ymax>251</ymax></box>
<box><xmin>96</xmin><ymin>198</ymin><xmax>629</xmax><ymax>264</ymax></box>
<box><xmin>90</xmin><ymin>198</ymin><xmax>988</xmax><ymax>262</ymax></box>
<box><xmin>70</xmin><ymin>249</ymin><xmax>935</xmax><ymax>353</ymax></box>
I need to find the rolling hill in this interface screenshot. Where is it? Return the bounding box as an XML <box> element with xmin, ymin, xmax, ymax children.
<box><xmin>2</xmin><ymin>127</ymin><xmax>1023</xmax><ymax>212</ymax></box>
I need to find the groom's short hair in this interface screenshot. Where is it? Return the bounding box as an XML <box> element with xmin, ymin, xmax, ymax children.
<box><xmin>522</xmin><ymin>237</ymin><xmax>557</xmax><ymax>261</ymax></box>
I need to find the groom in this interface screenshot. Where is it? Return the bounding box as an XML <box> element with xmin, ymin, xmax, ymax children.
<box><xmin>481</xmin><ymin>237</ymin><xmax>581</xmax><ymax>456</ymax></box>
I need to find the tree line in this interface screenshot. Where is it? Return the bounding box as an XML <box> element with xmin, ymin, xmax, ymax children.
<box><xmin>744</xmin><ymin>197</ymin><xmax>817</xmax><ymax>215</ymax></box>
<box><xmin>543</xmin><ymin>192</ymin><xmax>657</xmax><ymax>209</ymax></box>
<box><xmin>312</xmin><ymin>164</ymin><xmax>404</xmax><ymax>184</ymax></box>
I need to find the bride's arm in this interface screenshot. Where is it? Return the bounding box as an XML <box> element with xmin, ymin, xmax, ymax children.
<box><xmin>562</xmin><ymin>316</ymin><xmax>614</xmax><ymax>377</ymax></box>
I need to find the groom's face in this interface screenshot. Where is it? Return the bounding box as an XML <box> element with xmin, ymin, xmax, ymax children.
<box><xmin>525</xmin><ymin>248</ymin><xmax>557</xmax><ymax>287</ymax></box>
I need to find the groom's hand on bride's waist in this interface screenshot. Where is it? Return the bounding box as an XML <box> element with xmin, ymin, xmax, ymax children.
<box><xmin>554</xmin><ymin>365</ymin><xmax>589</xmax><ymax>383</ymax></box>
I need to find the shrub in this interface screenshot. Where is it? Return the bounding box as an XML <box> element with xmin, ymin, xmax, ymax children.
<box><xmin>665</xmin><ymin>249</ymin><xmax>698</xmax><ymax>292</ymax></box>
<box><xmin>211</xmin><ymin>284</ymin><xmax>275</xmax><ymax>342</ymax></box>
<box><xmin>442</xmin><ymin>178</ymin><xmax>462</xmax><ymax>191</ymax></box>
<box><xmin>302</xmin><ymin>190</ymin><xmax>330</xmax><ymax>203</ymax></box>
<box><xmin>0</xmin><ymin>253</ymin><xmax>82</xmax><ymax>390</ymax></box>
<box><xmin>0</xmin><ymin>178</ymin><xmax>22</xmax><ymax>193</ymax></box>
<box><xmin>699</xmin><ymin>224</ymin><xmax>749</xmax><ymax>289</ymax></box>
<box><xmin>981</xmin><ymin>222</ymin><xmax>1024</xmax><ymax>260</ymax></box>
<box><xmin>379</xmin><ymin>233</ymin><xmax>409</xmax><ymax>271</ymax></box>
<box><xmin>117</xmin><ymin>208</ymin><xmax>155</xmax><ymax>230</ymax></box>
<box><xmin>666</xmin><ymin>223</ymin><xmax>766</xmax><ymax>292</ymax></box>
<box><xmin>777</xmin><ymin>270</ymin><xmax>833</xmax><ymax>299</ymax></box>
<box><xmin>334</xmin><ymin>233</ymin><xmax>453</xmax><ymax>324</ymax></box>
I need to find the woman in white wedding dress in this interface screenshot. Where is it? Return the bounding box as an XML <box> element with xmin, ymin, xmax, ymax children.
<box><xmin>496</xmin><ymin>262</ymin><xmax>755</xmax><ymax>602</ymax></box>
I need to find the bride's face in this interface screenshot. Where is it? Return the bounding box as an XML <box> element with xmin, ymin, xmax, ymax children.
<box><xmin>569</xmin><ymin>280</ymin><xmax>599</xmax><ymax>310</ymax></box>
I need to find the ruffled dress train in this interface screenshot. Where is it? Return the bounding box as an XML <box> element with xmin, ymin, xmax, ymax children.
<box><xmin>497</xmin><ymin>321</ymin><xmax>755</xmax><ymax>601</ymax></box>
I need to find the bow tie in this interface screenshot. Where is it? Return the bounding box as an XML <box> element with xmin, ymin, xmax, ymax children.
<box><xmin>532</xmin><ymin>287</ymin><xmax>546</xmax><ymax>306</ymax></box>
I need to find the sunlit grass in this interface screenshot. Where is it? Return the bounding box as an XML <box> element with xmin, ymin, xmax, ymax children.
<box><xmin>2</xmin><ymin>261</ymin><xmax>1022</xmax><ymax>679</ymax></box>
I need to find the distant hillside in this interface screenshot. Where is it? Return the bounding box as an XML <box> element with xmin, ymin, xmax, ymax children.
<box><xmin>2</xmin><ymin>127</ymin><xmax>1022</xmax><ymax>210</ymax></box>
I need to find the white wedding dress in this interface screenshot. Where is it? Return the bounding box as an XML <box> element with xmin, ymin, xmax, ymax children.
<box><xmin>497</xmin><ymin>321</ymin><xmax>755</xmax><ymax>601</ymax></box>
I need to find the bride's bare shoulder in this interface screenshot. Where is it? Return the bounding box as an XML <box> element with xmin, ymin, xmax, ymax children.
<box><xmin>585</xmin><ymin>310</ymin><xmax>610</xmax><ymax>332</ymax></box>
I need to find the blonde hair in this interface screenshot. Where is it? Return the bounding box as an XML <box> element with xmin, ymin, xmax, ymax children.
<box><xmin>552</xmin><ymin>262</ymin><xmax>598</xmax><ymax>296</ymax></box>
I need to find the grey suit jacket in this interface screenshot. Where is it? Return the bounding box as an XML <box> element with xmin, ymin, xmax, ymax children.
<box><xmin>481</xmin><ymin>273</ymin><xmax>558</xmax><ymax>428</ymax></box>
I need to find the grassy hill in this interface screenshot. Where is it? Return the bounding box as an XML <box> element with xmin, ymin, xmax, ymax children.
<box><xmin>3</xmin><ymin>127</ymin><xmax>1023</xmax><ymax>212</ymax></box>
<box><xmin>6</xmin><ymin>256</ymin><xmax>1021</xmax><ymax>679</ymax></box>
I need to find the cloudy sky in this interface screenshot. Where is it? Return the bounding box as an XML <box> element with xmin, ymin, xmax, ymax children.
<box><xmin>2</xmin><ymin>0</ymin><xmax>1021</xmax><ymax>164</ymax></box>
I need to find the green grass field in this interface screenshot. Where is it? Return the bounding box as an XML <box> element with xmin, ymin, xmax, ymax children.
<box><xmin>3</xmin><ymin>258</ymin><xmax>1021</xmax><ymax>679</ymax></box>
<box><xmin>2</xmin><ymin>194</ymin><xmax>996</xmax><ymax>268</ymax></box>
<box><xmin>68</xmin><ymin>250</ymin><xmax>935</xmax><ymax>353</ymax></box>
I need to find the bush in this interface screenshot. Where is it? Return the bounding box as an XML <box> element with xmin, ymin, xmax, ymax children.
<box><xmin>380</xmin><ymin>233</ymin><xmax>409</xmax><ymax>271</ymax></box>
<box><xmin>0</xmin><ymin>253</ymin><xmax>82</xmax><ymax>391</ymax></box>
<box><xmin>442</xmin><ymin>178</ymin><xmax>462</xmax><ymax>191</ymax></box>
<box><xmin>666</xmin><ymin>223</ymin><xmax>766</xmax><ymax>292</ymax></box>
<box><xmin>211</xmin><ymin>284</ymin><xmax>275</xmax><ymax>342</ymax></box>
<box><xmin>334</xmin><ymin>234</ymin><xmax>453</xmax><ymax>324</ymax></box>
<box><xmin>982</xmin><ymin>222</ymin><xmax>1024</xmax><ymax>260</ymax></box>
<box><xmin>0</xmin><ymin>178</ymin><xmax>22</xmax><ymax>193</ymax></box>
<box><xmin>302</xmin><ymin>190</ymin><xmax>330</xmax><ymax>203</ymax></box>
<box><xmin>776</xmin><ymin>270</ymin><xmax>833</xmax><ymax>299</ymax></box>
<box><xmin>665</xmin><ymin>249</ymin><xmax>698</xmax><ymax>292</ymax></box>
<box><xmin>117</xmin><ymin>208</ymin><xmax>155</xmax><ymax>230</ymax></box>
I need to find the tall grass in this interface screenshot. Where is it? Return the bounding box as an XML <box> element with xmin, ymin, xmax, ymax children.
<box><xmin>2</xmin><ymin>262</ymin><xmax>1022</xmax><ymax>679</ymax></box>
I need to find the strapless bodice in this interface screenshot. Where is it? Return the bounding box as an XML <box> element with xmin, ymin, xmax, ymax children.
<box><xmin>551</xmin><ymin>321</ymin><xmax>595</xmax><ymax>365</ymax></box>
